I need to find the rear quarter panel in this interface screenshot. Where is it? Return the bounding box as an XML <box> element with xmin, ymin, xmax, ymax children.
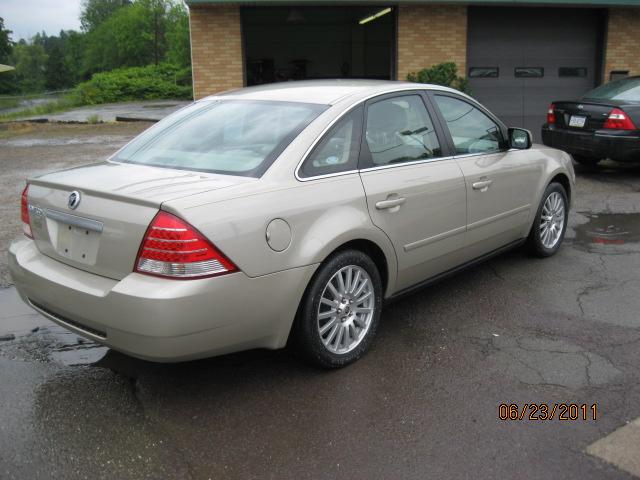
<box><xmin>622</xmin><ymin>104</ymin><xmax>640</xmax><ymax>129</ymax></box>
<box><xmin>164</xmin><ymin>174</ymin><xmax>399</xmax><ymax>297</ymax></box>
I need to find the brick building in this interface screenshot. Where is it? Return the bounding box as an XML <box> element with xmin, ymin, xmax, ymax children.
<box><xmin>185</xmin><ymin>1</ymin><xmax>640</xmax><ymax>135</ymax></box>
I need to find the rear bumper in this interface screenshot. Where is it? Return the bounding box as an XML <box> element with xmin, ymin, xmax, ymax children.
<box><xmin>9</xmin><ymin>238</ymin><xmax>317</xmax><ymax>362</ymax></box>
<box><xmin>541</xmin><ymin>125</ymin><xmax>640</xmax><ymax>162</ymax></box>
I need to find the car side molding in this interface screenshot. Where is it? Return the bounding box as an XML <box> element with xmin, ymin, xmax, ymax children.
<box><xmin>385</xmin><ymin>238</ymin><xmax>526</xmax><ymax>304</ymax></box>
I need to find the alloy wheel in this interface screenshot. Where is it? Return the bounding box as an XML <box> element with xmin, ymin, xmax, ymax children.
<box><xmin>317</xmin><ymin>265</ymin><xmax>375</xmax><ymax>354</ymax></box>
<box><xmin>540</xmin><ymin>191</ymin><xmax>565</xmax><ymax>249</ymax></box>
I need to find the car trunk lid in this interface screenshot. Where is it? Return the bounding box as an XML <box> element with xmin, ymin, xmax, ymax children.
<box><xmin>553</xmin><ymin>101</ymin><xmax>615</xmax><ymax>131</ymax></box>
<box><xmin>26</xmin><ymin>161</ymin><xmax>253</xmax><ymax>280</ymax></box>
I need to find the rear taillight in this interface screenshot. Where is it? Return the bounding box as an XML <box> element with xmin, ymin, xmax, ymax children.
<box><xmin>135</xmin><ymin>211</ymin><xmax>237</xmax><ymax>279</ymax></box>
<box><xmin>603</xmin><ymin>108</ymin><xmax>637</xmax><ymax>130</ymax></box>
<box><xmin>21</xmin><ymin>185</ymin><xmax>32</xmax><ymax>238</ymax></box>
<box><xmin>547</xmin><ymin>104</ymin><xmax>556</xmax><ymax>124</ymax></box>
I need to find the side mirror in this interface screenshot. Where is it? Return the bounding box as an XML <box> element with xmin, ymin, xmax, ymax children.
<box><xmin>508</xmin><ymin>127</ymin><xmax>532</xmax><ymax>150</ymax></box>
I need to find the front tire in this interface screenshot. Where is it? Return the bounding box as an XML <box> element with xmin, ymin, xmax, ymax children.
<box><xmin>526</xmin><ymin>183</ymin><xmax>568</xmax><ymax>257</ymax></box>
<box><xmin>291</xmin><ymin>249</ymin><xmax>383</xmax><ymax>368</ymax></box>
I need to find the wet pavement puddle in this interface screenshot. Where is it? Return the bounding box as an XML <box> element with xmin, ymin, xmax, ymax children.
<box><xmin>44</xmin><ymin>327</ymin><xmax>109</xmax><ymax>366</ymax></box>
<box><xmin>574</xmin><ymin>213</ymin><xmax>640</xmax><ymax>247</ymax></box>
<box><xmin>0</xmin><ymin>287</ymin><xmax>108</xmax><ymax>366</ymax></box>
<box><xmin>0</xmin><ymin>323</ymin><xmax>109</xmax><ymax>366</ymax></box>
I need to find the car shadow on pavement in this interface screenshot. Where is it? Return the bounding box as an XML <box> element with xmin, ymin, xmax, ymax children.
<box><xmin>573</xmin><ymin>160</ymin><xmax>640</xmax><ymax>185</ymax></box>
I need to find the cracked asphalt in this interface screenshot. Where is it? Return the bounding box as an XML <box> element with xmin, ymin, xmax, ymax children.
<box><xmin>1</xmin><ymin>127</ymin><xmax>640</xmax><ymax>479</ymax></box>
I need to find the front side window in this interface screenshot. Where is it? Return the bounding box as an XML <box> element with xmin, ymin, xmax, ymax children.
<box><xmin>299</xmin><ymin>107</ymin><xmax>362</xmax><ymax>178</ymax></box>
<box><xmin>434</xmin><ymin>95</ymin><xmax>503</xmax><ymax>155</ymax></box>
<box><xmin>114</xmin><ymin>100</ymin><xmax>326</xmax><ymax>177</ymax></box>
<box><xmin>364</xmin><ymin>95</ymin><xmax>441</xmax><ymax>167</ymax></box>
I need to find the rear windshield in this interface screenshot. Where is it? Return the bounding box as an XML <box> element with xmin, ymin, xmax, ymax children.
<box><xmin>113</xmin><ymin>100</ymin><xmax>327</xmax><ymax>177</ymax></box>
<box><xmin>582</xmin><ymin>77</ymin><xmax>640</xmax><ymax>102</ymax></box>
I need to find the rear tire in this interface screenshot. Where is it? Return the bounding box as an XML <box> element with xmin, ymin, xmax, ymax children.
<box><xmin>573</xmin><ymin>155</ymin><xmax>601</xmax><ymax>166</ymax></box>
<box><xmin>526</xmin><ymin>183</ymin><xmax>568</xmax><ymax>258</ymax></box>
<box><xmin>290</xmin><ymin>249</ymin><xmax>383</xmax><ymax>368</ymax></box>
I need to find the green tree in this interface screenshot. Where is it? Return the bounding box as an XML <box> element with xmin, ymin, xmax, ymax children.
<box><xmin>84</xmin><ymin>2</ymin><xmax>153</xmax><ymax>72</ymax></box>
<box><xmin>139</xmin><ymin>0</ymin><xmax>168</xmax><ymax>66</ymax></box>
<box><xmin>0</xmin><ymin>17</ymin><xmax>18</xmax><ymax>94</ymax></box>
<box><xmin>0</xmin><ymin>1</ymin><xmax>192</xmax><ymax>96</ymax></box>
<box><xmin>11</xmin><ymin>41</ymin><xmax>48</xmax><ymax>92</ymax></box>
<box><xmin>165</xmin><ymin>2</ymin><xmax>190</xmax><ymax>67</ymax></box>
<box><xmin>0</xmin><ymin>17</ymin><xmax>13</xmax><ymax>63</ymax></box>
<box><xmin>32</xmin><ymin>30</ymin><xmax>84</xmax><ymax>89</ymax></box>
<box><xmin>83</xmin><ymin>0</ymin><xmax>185</xmax><ymax>74</ymax></box>
<box><xmin>80</xmin><ymin>0</ymin><xmax>131</xmax><ymax>32</ymax></box>
<box><xmin>64</xmin><ymin>30</ymin><xmax>88</xmax><ymax>83</ymax></box>
<box><xmin>45</xmin><ymin>39</ymin><xmax>73</xmax><ymax>89</ymax></box>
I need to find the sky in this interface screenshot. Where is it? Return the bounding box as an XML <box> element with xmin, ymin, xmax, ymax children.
<box><xmin>2</xmin><ymin>0</ymin><xmax>82</xmax><ymax>40</ymax></box>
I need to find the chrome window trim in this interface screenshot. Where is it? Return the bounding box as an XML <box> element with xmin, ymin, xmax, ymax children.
<box><xmin>358</xmin><ymin>150</ymin><xmax>514</xmax><ymax>174</ymax></box>
<box><xmin>294</xmin><ymin>86</ymin><xmax>512</xmax><ymax>181</ymax></box>
<box><xmin>359</xmin><ymin>155</ymin><xmax>455</xmax><ymax>173</ymax></box>
<box><xmin>296</xmin><ymin>149</ymin><xmax>512</xmax><ymax>179</ymax></box>
<box><xmin>453</xmin><ymin>150</ymin><xmax>508</xmax><ymax>159</ymax></box>
<box><xmin>295</xmin><ymin>86</ymin><xmax>447</xmax><ymax>182</ymax></box>
<box><xmin>295</xmin><ymin>169</ymin><xmax>361</xmax><ymax>181</ymax></box>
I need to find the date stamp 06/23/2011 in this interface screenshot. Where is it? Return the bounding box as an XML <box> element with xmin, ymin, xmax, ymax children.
<box><xmin>499</xmin><ymin>403</ymin><xmax>599</xmax><ymax>421</ymax></box>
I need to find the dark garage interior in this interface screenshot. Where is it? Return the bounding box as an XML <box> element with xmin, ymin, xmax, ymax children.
<box><xmin>242</xmin><ymin>6</ymin><xmax>395</xmax><ymax>86</ymax></box>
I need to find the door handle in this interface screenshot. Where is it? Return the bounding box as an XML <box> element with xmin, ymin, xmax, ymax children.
<box><xmin>472</xmin><ymin>180</ymin><xmax>493</xmax><ymax>191</ymax></box>
<box><xmin>375</xmin><ymin>197</ymin><xmax>406</xmax><ymax>210</ymax></box>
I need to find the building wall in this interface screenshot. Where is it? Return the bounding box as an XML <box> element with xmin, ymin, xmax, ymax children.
<box><xmin>604</xmin><ymin>8</ymin><xmax>640</xmax><ymax>80</ymax></box>
<box><xmin>396</xmin><ymin>5</ymin><xmax>468</xmax><ymax>81</ymax></box>
<box><xmin>190</xmin><ymin>5</ymin><xmax>244</xmax><ymax>99</ymax></box>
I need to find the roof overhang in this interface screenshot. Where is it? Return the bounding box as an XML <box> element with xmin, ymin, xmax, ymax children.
<box><xmin>186</xmin><ymin>0</ymin><xmax>640</xmax><ymax>6</ymax></box>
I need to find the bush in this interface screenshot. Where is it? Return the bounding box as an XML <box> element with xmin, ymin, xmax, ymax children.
<box><xmin>407</xmin><ymin>62</ymin><xmax>470</xmax><ymax>94</ymax></box>
<box><xmin>72</xmin><ymin>63</ymin><xmax>192</xmax><ymax>105</ymax></box>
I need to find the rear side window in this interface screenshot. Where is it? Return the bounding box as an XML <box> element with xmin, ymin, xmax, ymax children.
<box><xmin>434</xmin><ymin>95</ymin><xmax>503</xmax><ymax>155</ymax></box>
<box><xmin>363</xmin><ymin>95</ymin><xmax>441</xmax><ymax>167</ymax></box>
<box><xmin>582</xmin><ymin>77</ymin><xmax>640</xmax><ymax>102</ymax></box>
<box><xmin>114</xmin><ymin>100</ymin><xmax>326</xmax><ymax>177</ymax></box>
<box><xmin>299</xmin><ymin>107</ymin><xmax>363</xmax><ymax>178</ymax></box>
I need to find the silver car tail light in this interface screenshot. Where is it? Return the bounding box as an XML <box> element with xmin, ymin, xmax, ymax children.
<box><xmin>135</xmin><ymin>211</ymin><xmax>238</xmax><ymax>279</ymax></box>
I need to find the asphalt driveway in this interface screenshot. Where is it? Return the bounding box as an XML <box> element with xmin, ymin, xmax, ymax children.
<box><xmin>1</xmin><ymin>123</ymin><xmax>639</xmax><ymax>479</ymax></box>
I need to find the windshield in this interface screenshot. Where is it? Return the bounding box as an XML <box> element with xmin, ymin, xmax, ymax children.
<box><xmin>582</xmin><ymin>77</ymin><xmax>640</xmax><ymax>102</ymax></box>
<box><xmin>114</xmin><ymin>100</ymin><xmax>327</xmax><ymax>177</ymax></box>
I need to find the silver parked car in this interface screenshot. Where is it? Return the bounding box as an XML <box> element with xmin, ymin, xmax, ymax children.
<box><xmin>10</xmin><ymin>81</ymin><xmax>575</xmax><ymax>368</ymax></box>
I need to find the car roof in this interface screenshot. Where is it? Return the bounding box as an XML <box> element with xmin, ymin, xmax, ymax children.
<box><xmin>202</xmin><ymin>79</ymin><xmax>462</xmax><ymax>105</ymax></box>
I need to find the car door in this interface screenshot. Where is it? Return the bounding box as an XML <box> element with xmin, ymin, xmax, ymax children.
<box><xmin>358</xmin><ymin>92</ymin><xmax>467</xmax><ymax>292</ymax></box>
<box><xmin>430</xmin><ymin>93</ymin><xmax>541</xmax><ymax>260</ymax></box>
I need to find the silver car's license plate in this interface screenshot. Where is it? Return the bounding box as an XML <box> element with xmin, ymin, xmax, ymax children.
<box><xmin>569</xmin><ymin>115</ymin><xmax>587</xmax><ymax>128</ymax></box>
<box><xmin>56</xmin><ymin>223</ymin><xmax>100</xmax><ymax>265</ymax></box>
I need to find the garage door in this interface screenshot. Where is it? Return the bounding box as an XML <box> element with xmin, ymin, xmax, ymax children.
<box><xmin>242</xmin><ymin>6</ymin><xmax>395</xmax><ymax>86</ymax></box>
<box><xmin>467</xmin><ymin>7</ymin><xmax>603</xmax><ymax>141</ymax></box>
